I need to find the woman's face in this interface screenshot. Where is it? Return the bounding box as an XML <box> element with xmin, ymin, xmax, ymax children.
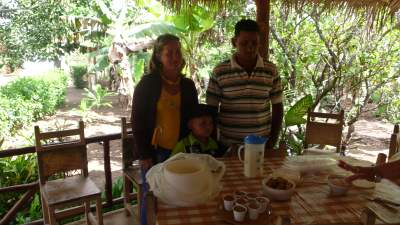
<box><xmin>159</xmin><ymin>40</ymin><xmax>183</xmax><ymax>73</ymax></box>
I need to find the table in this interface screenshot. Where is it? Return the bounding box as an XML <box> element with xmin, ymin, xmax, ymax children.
<box><xmin>156</xmin><ymin>156</ymin><xmax>399</xmax><ymax>225</ymax></box>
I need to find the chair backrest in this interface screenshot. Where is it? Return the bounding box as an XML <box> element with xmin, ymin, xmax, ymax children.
<box><xmin>121</xmin><ymin>117</ymin><xmax>138</xmax><ymax>169</ymax></box>
<box><xmin>304</xmin><ymin>109</ymin><xmax>345</xmax><ymax>152</ymax></box>
<box><xmin>35</xmin><ymin>121</ymin><xmax>88</xmax><ymax>185</ymax></box>
<box><xmin>389</xmin><ymin>124</ymin><xmax>400</xmax><ymax>159</ymax></box>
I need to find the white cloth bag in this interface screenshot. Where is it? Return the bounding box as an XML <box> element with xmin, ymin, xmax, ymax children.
<box><xmin>146</xmin><ymin>153</ymin><xmax>226</xmax><ymax>206</ymax></box>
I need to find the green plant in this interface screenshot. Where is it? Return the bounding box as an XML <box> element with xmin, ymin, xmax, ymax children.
<box><xmin>111</xmin><ymin>176</ymin><xmax>123</xmax><ymax>198</ymax></box>
<box><xmin>0</xmin><ymin>70</ymin><xmax>68</xmax><ymax>142</ymax></box>
<box><xmin>0</xmin><ymin>154</ymin><xmax>39</xmax><ymax>222</ymax></box>
<box><xmin>77</xmin><ymin>99</ymin><xmax>93</xmax><ymax>123</ymax></box>
<box><xmin>83</xmin><ymin>84</ymin><xmax>114</xmax><ymax>109</ymax></box>
<box><xmin>70</xmin><ymin>64</ymin><xmax>88</xmax><ymax>89</ymax></box>
<box><xmin>280</xmin><ymin>95</ymin><xmax>313</xmax><ymax>155</ymax></box>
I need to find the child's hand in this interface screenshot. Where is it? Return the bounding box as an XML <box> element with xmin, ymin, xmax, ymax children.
<box><xmin>140</xmin><ymin>159</ymin><xmax>153</xmax><ymax>171</ymax></box>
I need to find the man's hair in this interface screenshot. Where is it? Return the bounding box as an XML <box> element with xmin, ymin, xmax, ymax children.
<box><xmin>234</xmin><ymin>19</ymin><xmax>260</xmax><ymax>37</ymax></box>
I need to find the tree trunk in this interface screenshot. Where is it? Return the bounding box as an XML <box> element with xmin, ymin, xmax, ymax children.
<box><xmin>256</xmin><ymin>0</ymin><xmax>270</xmax><ymax>60</ymax></box>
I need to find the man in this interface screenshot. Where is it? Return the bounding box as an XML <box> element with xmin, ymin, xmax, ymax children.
<box><xmin>206</xmin><ymin>19</ymin><xmax>283</xmax><ymax>149</ymax></box>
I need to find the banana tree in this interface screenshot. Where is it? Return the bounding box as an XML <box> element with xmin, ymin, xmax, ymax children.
<box><xmin>167</xmin><ymin>6</ymin><xmax>216</xmax><ymax>95</ymax></box>
<box><xmin>125</xmin><ymin>2</ymin><xmax>217</xmax><ymax>95</ymax></box>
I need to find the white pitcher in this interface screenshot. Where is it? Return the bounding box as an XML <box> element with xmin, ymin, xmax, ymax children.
<box><xmin>238</xmin><ymin>135</ymin><xmax>267</xmax><ymax>177</ymax></box>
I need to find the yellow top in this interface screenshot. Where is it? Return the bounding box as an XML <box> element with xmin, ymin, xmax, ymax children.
<box><xmin>152</xmin><ymin>87</ymin><xmax>181</xmax><ymax>150</ymax></box>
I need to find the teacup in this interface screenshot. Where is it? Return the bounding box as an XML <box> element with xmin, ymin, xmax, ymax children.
<box><xmin>256</xmin><ymin>196</ymin><xmax>270</xmax><ymax>214</ymax></box>
<box><xmin>234</xmin><ymin>197</ymin><xmax>248</xmax><ymax>207</ymax></box>
<box><xmin>234</xmin><ymin>190</ymin><xmax>247</xmax><ymax>199</ymax></box>
<box><xmin>247</xmin><ymin>201</ymin><xmax>260</xmax><ymax>220</ymax></box>
<box><xmin>233</xmin><ymin>205</ymin><xmax>247</xmax><ymax>222</ymax></box>
<box><xmin>223</xmin><ymin>194</ymin><xmax>235</xmax><ymax>211</ymax></box>
<box><xmin>246</xmin><ymin>192</ymin><xmax>258</xmax><ymax>200</ymax></box>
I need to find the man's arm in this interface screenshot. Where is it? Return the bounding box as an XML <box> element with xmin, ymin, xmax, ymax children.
<box><xmin>206</xmin><ymin>73</ymin><xmax>222</xmax><ymax>141</ymax></box>
<box><xmin>267</xmin><ymin>62</ymin><xmax>283</xmax><ymax>150</ymax></box>
<box><xmin>266</xmin><ymin>102</ymin><xmax>283</xmax><ymax>149</ymax></box>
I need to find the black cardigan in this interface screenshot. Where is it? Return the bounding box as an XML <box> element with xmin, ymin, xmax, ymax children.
<box><xmin>131</xmin><ymin>73</ymin><xmax>198</xmax><ymax>160</ymax></box>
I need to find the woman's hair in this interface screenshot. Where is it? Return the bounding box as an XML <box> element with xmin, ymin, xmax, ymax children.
<box><xmin>149</xmin><ymin>33</ymin><xmax>185</xmax><ymax>75</ymax></box>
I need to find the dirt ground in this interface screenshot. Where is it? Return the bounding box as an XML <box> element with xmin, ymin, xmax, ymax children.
<box><xmin>5</xmin><ymin>85</ymin><xmax>396</xmax><ymax>191</ymax></box>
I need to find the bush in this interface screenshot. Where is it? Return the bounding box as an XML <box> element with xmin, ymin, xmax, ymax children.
<box><xmin>70</xmin><ymin>64</ymin><xmax>88</xmax><ymax>89</ymax></box>
<box><xmin>0</xmin><ymin>70</ymin><xmax>68</xmax><ymax>141</ymax></box>
<box><xmin>0</xmin><ymin>154</ymin><xmax>39</xmax><ymax>224</ymax></box>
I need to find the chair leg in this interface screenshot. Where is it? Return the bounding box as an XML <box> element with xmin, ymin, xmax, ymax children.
<box><xmin>85</xmin><ymin>201</ymin><xmax>91</xmax><ymax>225</ymax></box>
<box><xmin>123</xmin><ymin>175</ymin><xmax>132</xmax><ymax>216</ymax></box>
<box><xmin>145</xmin><ymin>191</ymin><xmax>156</xmax><ymax>225</ymax></box>
<box><xmin>48</xmin><ymin>205</ymin><xmax>57</xmax><ymax>225</ymax></box>
<box><xmin>137</xmin><ymin>183</ymin><xmax>143</xmax><ymax>221</ymax></box>
<box><xmin>361</xmin><ymin>208</ymin><xmax>376</xmax><ymax>225</ymax></box>
<box><xmin>96</xmin><ymin>197</ymin><xmax>104</xmax><ymax>225</ymax></box>
<box><xmin>41</xmin><ymin>194</ymin><xmax>50</xmax><ymax>224</ymax></box>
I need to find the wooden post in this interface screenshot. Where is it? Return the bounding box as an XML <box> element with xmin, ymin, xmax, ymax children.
<box><xmin>256</xmin><ymin>0</ymin><xmax>270</xmax><ymax>60</ymax></box>
<box><xmin>103</xmin><ymin>140</ymin><xmax>113</xmax><ymax>206</ymax></box>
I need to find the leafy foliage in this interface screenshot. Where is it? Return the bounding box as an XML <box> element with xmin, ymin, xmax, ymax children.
<box><xmin>0</xmin><ymin>154</ymin><xmax>39</xmax><ymax>222</ymax></box>
<box><xmin>270</xmin><ymin>2</ymin><xmax>400</xmax><ymax>130</ymax></box>
<box><xmin>0</xmin><ymin>0</ymin><xmax>72</xmax><ymax>70</ymax></box>
<box><xmin>83</xmin><ymin>84</ymin><xmax>115</xmax><ymax>109</ymax></box>
<box><xmin>284</xmin><ymin>95</ymin><xmax>313</xmax><ymax>127</ymax></box>
<box><xmin>70</xmin><ymin>64</ymin><xmax>88</xmax><ymax>89</ymax></box>
<box><xmin>0</xmin><ymin>70</ymin><xmax>68</xmax><ymax>142</ymax></box>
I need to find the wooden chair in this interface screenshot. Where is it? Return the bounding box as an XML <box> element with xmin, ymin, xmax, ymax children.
<box><xmin>145</xmin><ymin>191</ymin><xmax>157</xmax><ymax>225</ymax></box>
<box><xmin>121</xmin><ymin>117</ymin><xmax>143</xmax><ymax>219</ymax></box>
<box><xmin>389</xmin><ymin>124</ymin><xmax>400</xmax><ymax>159</ymax></box>
<box><xmin>34</xmin><ymin>121</ymin><xmax>103</xmax><ymax>225</ymax></box>
<box><xmin>303</xmin><ymin>109</ymin><xmax>345</xmax><ymax>154</ymax></box>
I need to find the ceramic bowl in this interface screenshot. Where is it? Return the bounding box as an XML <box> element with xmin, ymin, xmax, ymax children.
<box><xmin>163</xmin><ymin>158</ymin><xmax>209</xmax><ymax>194</ymax></box>
<box><xmin>261</xmin><ymin>176</ymin><xmax>296</xmax><ymax>201</ymax></box>
<box><xmin>327</xmin><ymin>175</ymin><xmax>350</xmax><ymax>196</ymax></box>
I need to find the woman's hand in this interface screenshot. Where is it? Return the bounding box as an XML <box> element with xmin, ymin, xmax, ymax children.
<box><xmin>139</xmin><ymin>159</ymin><xmax>153</xmax><ymax>171</ymax></box>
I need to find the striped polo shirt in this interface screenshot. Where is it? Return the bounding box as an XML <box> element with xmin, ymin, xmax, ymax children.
<box><xmin>206</xmin><ymin>55</ymin><xmax>283</xmax><ymax>145</ymax></box>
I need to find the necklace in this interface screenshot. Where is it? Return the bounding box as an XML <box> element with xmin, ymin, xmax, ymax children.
<box><xmin>161</xmin><ymin>75</ymin><xmax>181</xmax><ymax>85</ymax></box>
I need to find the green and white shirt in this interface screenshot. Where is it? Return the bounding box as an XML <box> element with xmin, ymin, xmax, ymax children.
<box><xmin>171</xmin><ymin>133</ymin><xmax>219</xmax><ymax>157</ymax></box>
<box><xmin>206</xmin><ymin>55</ymin><xmax>283</xmax><ymax>145</ymax></box>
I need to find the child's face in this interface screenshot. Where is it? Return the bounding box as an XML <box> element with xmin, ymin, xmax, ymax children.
<box><xmin>189</xmin><ymin>116</ymin><xmax>214</xmax><ymax>139</ymax></box>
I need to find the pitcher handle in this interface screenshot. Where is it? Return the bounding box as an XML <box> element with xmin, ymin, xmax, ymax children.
<box><xmin>237</xmin><ymin>145</ymin><xmax>245</xmax><ymax>162</ymax></box>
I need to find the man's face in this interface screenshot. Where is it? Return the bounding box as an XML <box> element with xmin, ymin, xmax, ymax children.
<box><xmin>232</xmin><ymin>31</ymin><xmax>260</xmax><ymax>61</ymax></box>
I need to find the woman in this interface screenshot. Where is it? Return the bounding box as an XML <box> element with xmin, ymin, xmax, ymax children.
<box><xmin>131</xmin><ymin>34</ymin><xmax>198</xmax><ymax>170</ymax></box>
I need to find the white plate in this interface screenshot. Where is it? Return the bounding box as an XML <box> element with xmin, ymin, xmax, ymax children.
<box><xmin>282</xmin><ymin>156</ymin><xmax>337</xmax><ymax>174</ymax></box>
<box><xmin>352</xmin><ymin>179</ymin><xmax>376</xmax><ymax>189</ymax></box>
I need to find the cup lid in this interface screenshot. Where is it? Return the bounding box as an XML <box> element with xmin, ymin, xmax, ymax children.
<box><xmin>244</xmin><ymin>135</ymin><xmax>267</xmax><ymax>144</ymax></box>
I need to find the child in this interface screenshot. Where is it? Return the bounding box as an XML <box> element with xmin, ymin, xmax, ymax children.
<box><xmin>171</xmin><ymin>104</ymin><xmax>224</xmax><ymax>157</ymax></box>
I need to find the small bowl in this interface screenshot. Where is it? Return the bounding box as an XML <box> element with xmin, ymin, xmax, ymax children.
<box><xmin>327</xmin><ymin>175</ymin><xmax>350</xmax><ymax>196</ymax></box>
<box><xmin>261</xmin><ymin>176</ymin><xmax>296</xmax><ymax>201</ymax></box>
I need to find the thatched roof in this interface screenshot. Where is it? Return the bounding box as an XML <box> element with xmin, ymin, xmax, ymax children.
<box><xmin>161</xmin><ymin>0</ymin><xmax>400</xmax><ymax>25</ymax></box>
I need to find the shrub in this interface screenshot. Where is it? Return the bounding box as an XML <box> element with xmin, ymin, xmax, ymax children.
<box><xmin>70</xmin><ymin>64</ymin><xmax>88</xmax><ymax>89</ymax></box>
<box><xmin>0</xmin><ymin>154</ymin><xmax>39</xmax><ymax>223</ymax></box>
<box><xmin>0</xmin><ymin>70</ymin><xmax>68</xmax><ymax>141</ymax></box>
